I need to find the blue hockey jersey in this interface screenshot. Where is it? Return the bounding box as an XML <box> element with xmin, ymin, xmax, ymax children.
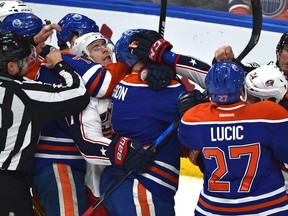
<box><xmin>178</xmin><ymin>100</ymin><xmax>288</xmax><ymax>215</ymax></box>
<box><xmin>108</xmin><ymin>72</ymin><xmax>186</xmax><ymax>201</ymax></box>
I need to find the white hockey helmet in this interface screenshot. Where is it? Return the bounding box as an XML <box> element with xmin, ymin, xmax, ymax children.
<box><xmin>0</xmin><ymin>1</ymin><xmax>32</xmax><ymax>22</ymax></box>
<box><xmin>71</xmin><ymin>32</ymin><xmax>109</xmax><ymax>60</ymax></box>
<box><xmin>244</xmin><ymin>64</ymin><xmax>287</xmax><ymax>103</ymax></box>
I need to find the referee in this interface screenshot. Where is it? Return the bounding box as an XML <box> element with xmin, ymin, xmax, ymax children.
<box><xmin>0</xmin><ymin>31</ymin><xmax>89</xmax><ymax>215</ymax></box>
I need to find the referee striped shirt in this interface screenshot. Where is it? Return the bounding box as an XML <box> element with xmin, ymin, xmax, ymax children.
<box><xmin>0</xmin><ymin>61</ymin><xmax>89</xmax><ymax>172</ymax></box>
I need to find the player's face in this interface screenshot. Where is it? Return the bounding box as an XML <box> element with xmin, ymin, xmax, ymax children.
<box><xmin>87</xmin><ymin>39</ymin><xmax>113</xmax><ymax>66</ymax></box>
<box><xmin>277</xmin><ymin>45</ymin><xmax>288</xmax><ymax>76</ymax></box>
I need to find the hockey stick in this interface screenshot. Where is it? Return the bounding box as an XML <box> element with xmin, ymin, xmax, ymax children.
<box><xmin>235</xmin><ymin>0</ymin><xmax>262</xmax><ymax>62</ymax></box>
<box><xmin>100</xmin><ymin>24</ymin><xmax>113</xmax><ymax>40</ymax></box>
<box><xmin>158</xmin><ymin>0</ymin><xmax>167</xmax><ymax>37</ymax></box>
<box><xmin>32</xmin><ymin>196</ymin><xmax>46</xmax><ymax>216</ymax></box>
<box><xmin>82</xmin><ymin>117</ymin><xmax>181</xmax><ymax>216</ymax></box>
<box><xmin>157</xmin><ymin>0</ymin><xmax>195</xmax><ymax>91</ymax></box>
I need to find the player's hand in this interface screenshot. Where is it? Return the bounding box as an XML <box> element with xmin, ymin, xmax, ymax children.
<box><xmin>214</xmin><ymin>45</ymin><xmax>234</xmax><ymax>62</ymax></box>
<box><xmin>33</xmin><ymin>23</ymin><xmax>61</xmax><ymax>45</ymax></box>
<box><xmin>45</xmin><ymin>50</ymin><xmax>63</xmax><ymax>69</ymax></box>
<box><xmin>129</xmin><ymin>29</ymin><xmax>173</xmax><ymax>63</ymax></box>
<box><xmin>107</xmin><ymin>135</ymin><xmax>155</xmax><ymax>173</ymax></box>
<box><xmin>177</xmin><ymin>89</ymin><xmax>209</xmax><ymax>115</ymax></box>
<box><xmin>139</xmin><ymin>62</ymin><xmax>175</xmax><ymax>91</ymax></box>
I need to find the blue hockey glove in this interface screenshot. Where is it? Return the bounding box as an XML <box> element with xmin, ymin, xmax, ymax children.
<box><xmin>139</xmin><ymin>62</ymin><xmax>175</xmax><ymax>91</ymax></box>
<box><xmin>107</xmin><ymin>135</ymin><xmax>155</xmax><ymax>173</ymax></box>
<box><xmin>115</xmin><ymin>29</ymin><xmax>145</xmax><ymax>70</ymax></box>
<box><xmin>129</xmin><ymin>29</ymin><xmax>173</xmax><ymax>63</ymax></box>
<box><xmin>177</xmin><ymin>89</ymin><xmax>209</xmax><ymax>115</ymax></box>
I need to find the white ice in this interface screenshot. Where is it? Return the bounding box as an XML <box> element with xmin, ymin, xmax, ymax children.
<box><xmin>175</xmin><ymin>176</ymin><xmax>203</xmax><ymax>215</ymax></box>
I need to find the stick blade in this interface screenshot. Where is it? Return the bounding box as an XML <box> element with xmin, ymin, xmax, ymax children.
<box><xmin>100</xmin><ymin>24</ymin><xmax>113</xmax><ymax>39</ymax></box>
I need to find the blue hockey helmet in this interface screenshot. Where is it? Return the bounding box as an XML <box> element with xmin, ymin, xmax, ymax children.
<box><xmin>56</xmin><ymin>13</ymin><xmax>99</xmax><ymax>46</ymax></box>
<box><xmin>205</xmin><ymin>60</ymin><xmax>245</xmax><ymax>104</ymax></box>
<box><xmin>114</xmin><ymin>29</ymin><xmax>145</xmax><ymax>70</ymax></box>
<box><xmin>0</xmin><ymin>12</ymin><xmax>43</xmax><ymax>36</ymax></box>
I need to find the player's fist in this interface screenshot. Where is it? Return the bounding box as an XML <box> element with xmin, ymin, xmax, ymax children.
<box><xmin>139</xmin><ymin>62</ymin><xmax>175</xmax><ymax>91</ymax></box>
<box><xmin>129</xmin><ymin>29</ymin><xmax>173</xmax><ymax>63</ymax></box>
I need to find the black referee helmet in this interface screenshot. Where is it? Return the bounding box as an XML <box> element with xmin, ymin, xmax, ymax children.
<box><xmin>0</xmin><ymin>31</ymin><xmax>31</xmax><ymax>73</ymax></box>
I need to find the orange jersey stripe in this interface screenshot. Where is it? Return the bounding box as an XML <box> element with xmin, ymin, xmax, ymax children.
<box><xmin>149</xmin><ymin>166</ymin><xmax>179</xmax><ymax>184</ymax></box>
<box><xmin>56</xmin><ymin>164</ymin><xmax>76</xmax><ymax>215</ymax></box>
<box><xmin>137</xmin><ymin>182</ymin><xmax>150</xmax><ymax>216</ymax></box>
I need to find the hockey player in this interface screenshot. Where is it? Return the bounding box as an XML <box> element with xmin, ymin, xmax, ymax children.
<box><xmin>178</xmin><ymin>60</ymin><xmax>288</xmax><ymax>215</ymax></box>
<box><xmin>98</xmin><ymin>29</ymin><xmax>187</xmax><ymax>216</ymax></box>
<box><xmin>70</xmin><ymin>31</ymin><xmax>187</xmax><ymax>215</ymax></box>
<box><xmin>98</xmin><ymin>29</ymin><xmax>208</xmax><ymax>92</ymax></box>
<box><xmin>243</xmin><ymin>64</ymin><xmax>287</xmax><ymax>104</ymax></box>
<box><xmin>56</xmin><ymin>13</ymin><xmax>99</xmax><ymax>50</ymax></box>
<box><xmin>276</xmin><ymin>32</ymin><xmax>288</xmax><ymax>77</ymax></box>
<box><xmin>0</xmin><ymin>12</ymin><xmax>57</xmax><ymax>80</ymax></box>
<box><xmin>69</xmin><ymin>32</ymin><xmax>115</xmax><ymax>216</ymax></box>
<box><xmin>0</xmin><ymin>30</ymin><xmax>89</xmax><ymax>216</ymax></box>
<box><xmin>31</xmin><ymin>13</ymin><xmax>105</xmax><ymax>216</ymax></box>
<box><xmin>243</xmin><ymin>64</ymin><xmax>288</xmax><ymax>198</ymax></box>
<box><xmin>50</xmin><ymin>13</ymin><xmax>127</xmax><ymax>98</ymax></box>
<box><xmin>178</xmin><ymin>63</ymin><xmax>288</xmax><ymax>196</ymax></box>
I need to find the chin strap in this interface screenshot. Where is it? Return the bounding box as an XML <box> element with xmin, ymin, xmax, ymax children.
<box><xmin>0</xmin><ymin>75</ymin><xmax>13</xmax><ymax>82</ymax></box>
<box><xmin>16</xmin><ymin>60</ymin><xmax>24</xmax><ymax>76</ymax></box>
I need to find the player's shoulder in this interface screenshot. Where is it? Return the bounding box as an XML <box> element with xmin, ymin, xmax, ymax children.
<box><xmin>40</xmin><ymin>45</ymin><xmax>57</xmax><ymax>59</ymax></box>
<box><xmin>62</xmin><ymin>53</ymin><xmax>94</xmax><ymax>65</ymax></box>
<box><xmin>37</xmin><ymin>65</ymin><xmax>59</xmax><ymax>84</ymax></box>
<box><xmin>250</xmin><ymin>101</ymin><xmax>288</xmax><ymax>119</ymax></box>
<box><xmin>182</xmin><ymin>102</ymin><xmax>211</xmax><ymax>122</ymax></box>
<box><xmin>105</xmin><ymin>62</ymin><xmax>130</xmax><ymax>76</ymax></box>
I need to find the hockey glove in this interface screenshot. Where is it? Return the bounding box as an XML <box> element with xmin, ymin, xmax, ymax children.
<box><xmin>129</xmin><ymin>30</ymin><xmax>173</xmax><ymax>63</ymax></box>
<box><xmin>115</xmin><ymin>29</ymin><xmax>142</xmax><ymax>70</ymax></box>
<box><xmin>107</xmin><ymin>135</ymin><xmax>155</xmax><ymax>173</ymax></box>
<box><xmin>177</xmin><ymin>89</ymin><xmax>209</xmax><ymax>116</ymax></box>
<box><xmin>139</xmin><ymin>62</ymin><xmax>175</xmax><ymax>91</ymax></box>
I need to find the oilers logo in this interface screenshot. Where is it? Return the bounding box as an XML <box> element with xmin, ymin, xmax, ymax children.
<box><xmin>231</xmin><ymin>62</ymin><xmax>241</xmax><ymax>71</ymax></box>
<box><xmin>261</xmin><ymin>0</ymin><xmax>286</xmax><ymax>17</ymax></box>
<box><xmin>72</xmin><ymin>13</ymin><xmax>82</xmax><ymax>21</ymax></box>
<box><xmin>12</xmin><ymin>19</ymin><xmax>22</xmax><ymax>29</ymax></box>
